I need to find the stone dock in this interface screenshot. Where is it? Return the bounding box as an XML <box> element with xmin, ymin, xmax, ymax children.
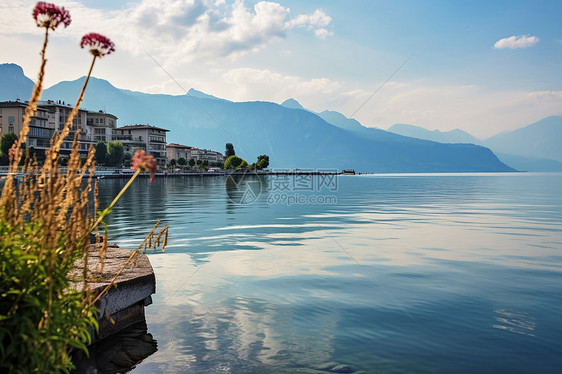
<box><xmin>70</xmin><ymin>243</ymin><xmax>156</xmax><ymax>342</ymax></box>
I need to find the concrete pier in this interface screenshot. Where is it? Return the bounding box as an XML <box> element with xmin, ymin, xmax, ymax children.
<box><xmin>70</xmin><ymin>243</ymin><xmax>156</xmax><ymax>342</ymax></box>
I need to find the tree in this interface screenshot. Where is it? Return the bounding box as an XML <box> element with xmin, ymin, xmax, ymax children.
<box><xmin>123</xmin><ymin>152</ymin><xmax>132</xmax><ymax>167</ymax></box>
<box><xmin>225</xmin><ymin>143</ymin><xmax>235</xmax><ymax>158</ymax></box>
<box><xmin>94</xmin><ymin>141</ymin><xmax>107</xmax><ymax>165</ymax></box>
<box><xmin>256</xmin><ymin>155</ymin><xmax>269</xmax><ymax>170</ymax></box>
<box><xmin>106</xmin><ymin>142</ymin><xmax>125</xmax><ymax>167</ymax></box>
<box><xmin>224</xmin><ymin>155</ymin><xmax>248</xmax><ymax>170</ymax></box>
<box><xmin>177</xmin><ymin>157</ymin><xmax>187</xmax><ymax>166</ymax></box>
<box><xmin>0</xmin><ymin>133</ymin><xmax>19</xmax><ymax>164</ymax></box>
<box><xmin>169</xmin><ymin>159</ymin><xmax>177</xmax><ymax>168</ymax></box>
<box><xmin>188</xmin><ymin>158</ymin><xmax>196</xmax><ymax>168</ymax></box>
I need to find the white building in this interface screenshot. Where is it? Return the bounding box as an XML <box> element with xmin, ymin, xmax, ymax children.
<box><xmin>113</xmin><ymin>124</ymin><xmax>169</xmax><ymax>167</ymax></box>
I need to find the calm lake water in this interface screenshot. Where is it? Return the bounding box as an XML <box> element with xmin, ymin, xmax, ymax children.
<box><xmin>97</xmin><ymin>173</ymin><xmax>562</xmax><ymax>374</ymax></box>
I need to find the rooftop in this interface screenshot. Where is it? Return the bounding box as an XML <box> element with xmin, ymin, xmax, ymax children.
<box><xmin>118</xmin><ymin>124</ymin><xmax>169</xmax><ymax>132</ymax></box>
<box><xmin>167</xmin><ymin>143</ymin><xmax>193</xmax><ymax>149</ymax></box>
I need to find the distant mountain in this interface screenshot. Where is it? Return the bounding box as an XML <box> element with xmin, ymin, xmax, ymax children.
<box><xmin>388</xmin><ymin>124</ymin><xmax>479</xmax><ymax>144</ymax></box>
<box><xmin>387</xmin><ymin>121</ymin><xmax>562</xmax><ymax>171</ymax></box>
<box><xmin>281</xmin><ymin>98</ymin><xmax>305</xmax><ymax>110</ymax></box>
<box><xmin>0</xmin><ymin>63</ymin><xmax>34</xmax><ymax>101</ymax></box>
<box><xmin>187</xmin><ymin>88</ymin><xmax>227</xmax><ymax>102</ymax></box>
<box><xmin>0</xmin><ymin>63</ymin><xmax>513</xmax><ymax>172</ymax></box>
<box><xmin>42</xmin><ymin>76</ymin><xmax>513</xmax><ymax>172</ymax></box>
<box><xmin>495</xmin><ymin>153</ymin><xmax>562</xmax><ymax>172</ymax></box>
<box><xmin>483</xmin><ymin>116</ymin><xmax>562</xmax><ymax>162</ymax></box>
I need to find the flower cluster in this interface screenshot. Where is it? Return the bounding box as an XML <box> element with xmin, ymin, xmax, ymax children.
<box><xmin>8</xmin><ymin>141</ymin><xmax>18</xmax><ymax>163</ymax></box>
<box><xmin>33</xmin><ymin>2</ymin><xmax>71</xmax><ymax>30</ymax></box>
<box><xmin>80</xmin><ymin>33</ymin><xmax>115</xmax><ymax>57</ymax></box>
<box><xmin>131</xmin><ymin>150</ymin><xmax>158</xmax><ymax>183</ymax></box>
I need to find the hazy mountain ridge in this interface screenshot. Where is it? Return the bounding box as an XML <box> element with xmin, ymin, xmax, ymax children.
<box><xmin>1</xmin><ymin>63</ymin><xmax>514</xmax><ymax>172</ymax></box>
<box><xmin>388</xmin><ymin>123</ymin><xmax>479</xmax><ymax>144</ymax></box>
<box><xmin>0</xmin><ymin>63</ymin><xmax>34</xmax><ymax>101</ymax></box>
<box><xmin>387</xmin><ymin>118</ymin><xmax>562</xmax><ymax>171</ymax></box>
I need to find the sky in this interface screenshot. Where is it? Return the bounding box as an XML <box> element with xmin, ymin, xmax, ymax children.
<box><xmin>1</xmin><ymin>0</ymin><xmax>561</xmax><ymax>138</ymax></box>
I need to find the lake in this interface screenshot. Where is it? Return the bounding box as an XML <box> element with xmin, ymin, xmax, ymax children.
<box><xmin>97</xmin><ymin>172</ymin><xmax>562</xmax><ymax>374</ymax></box>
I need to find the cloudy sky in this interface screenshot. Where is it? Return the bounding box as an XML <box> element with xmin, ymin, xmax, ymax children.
<box><xmin>1</xmin><ymin>0</ymin><xmax>561</xmax><ymax>138</ymax></box>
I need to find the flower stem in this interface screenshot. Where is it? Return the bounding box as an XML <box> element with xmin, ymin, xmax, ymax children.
<box><xmin>88</xmin><ymin>168</ymin><xmax>142</xmax><ymax>236</ymax></box>
<box><xmin>1</xmin><ymin>27</ymin><xmax>50</xmax><ymax>214</ymax></box>
<box><xmin>51</xmin><ymin>55</ymin><xmax>97</xmax><ymax>154</ymax></box>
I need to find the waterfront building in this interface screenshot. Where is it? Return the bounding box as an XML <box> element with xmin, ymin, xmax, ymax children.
<box><xmin>166</xmin><ymin>142</ymin><xmax>225</xmax><ymax>164</ymax></box>
<box><xmin>0</xmin><ymin>100</ymin><xmax>53</xmax><ymax>158</ymax></box>
<box><xmin>189</xmin><ymin>148</ymin><xmax>226</xmax><ymax>164</ymax></box>
<box><xmin>1</xmin><ymin>99</ymin><xmax>119</xmax><ymax>159</ymax></box>
<box><xmin>87</xmin><ymin>110</ymin><xmax>118</xmax><ymax>143</ymax></box>
<box><xmin>166</xmin><ymin>143</ymin><xmax>193</xmax><ymax>161</ymax></box>
<box><xmin>113</xmin><ymin>124</ymin><xmax>169</xmax><ymax>167</ymax></box>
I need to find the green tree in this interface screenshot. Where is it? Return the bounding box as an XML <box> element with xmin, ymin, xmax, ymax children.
<box><xmin>0</xmin><ymin>133</ymin><xmax>19</xmax><ymax>164</ymax></box>
<box><xmin>188</xmin><ymin>158</ymin><xmax>196</xmax><ymax>169</ymax></box>
<box><xmin>94</xmin><ymin>141</ymin><xmax>107</xmax><ymax>165</ymax></box>
<box><xmin>225</xmin><ymin>143</ymin><xmax>235</xmax><ymax>158</ymax></box>
<box><xmin>224</xmin><ymin>155</ymin><xmax>248</xmax><ymax>170</ymax></box>
<box><xmin>169</xmin><ymin>159</ymin><xmax>177</xmax><ymax>168</ymax></box>
<box><xmin>256</xmin><ymin>155</ymin><xmax>269</xmax><ymax>170</ymax></box>
<box><xmin>177</xmin><ymin>157</ymin><xmax>187</xmax><ymax>166</ymax></box>
<box><xmin>106</xmin><ymin>142</ymin><xmax>125</xmax><ymax>167</ymax></box>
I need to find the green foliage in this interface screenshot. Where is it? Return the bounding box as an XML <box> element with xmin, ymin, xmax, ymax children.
<box><xmin>188</xmin><ymin>158</ymin><xmax>195</xmax><ymax>168</ymax></box>
<box><xmin>256</xmin><ymin>155</ymin><xmax>269</xmax><ymax>170</ymax></box>
<box><xmin>177</xmin><ymin>157</ymin><xmax>186</xmax><ymax>166</ymax></box>
<box><xmin>0</xmin><ymin>219</ymin><xmax>98</xmax><ymax>373</ymax></box>
<box><xmin>94</xmin><ymin>141</ymin><xmax>107</xmax><ymax>165</ymax></box>
<box><xmin>224</xmin><ymin>155</ymin><xmax>248</xmax><ymax>170</ymax></box>
<box><xmin>225</xmin><ymin>143</ymin><xmax>235</xmax><ymax>158</ymax></box>
<box><xmin>106</xmin><ymin>142</ymin><xmax>124</xmax><ymax>167</ymax></box>
<box><xmin>169</xmin><ymin>159</ymin><xmax>177</xmax><ymax>167</ymax></box>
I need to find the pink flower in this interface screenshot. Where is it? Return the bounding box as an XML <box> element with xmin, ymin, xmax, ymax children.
<box><xmin>131</xmin><ymin>150</ymin><xmax>158</xmax><ymax>182</ymax></box>
<box><xmin>33</xmin><ymin>2</ymin><xmax>71</xmax><ymax>30</ymax></box>
<box><xmin>8</xmin><ymin>141</ymin><xmax>18</xmax><ymax>163</ymax></box>
<box><xmin>80</xmin><ymin>33</ymin><xmax>115</xmax><ymax>57</ymax></box>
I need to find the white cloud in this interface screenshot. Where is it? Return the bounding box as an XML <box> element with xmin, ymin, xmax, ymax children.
<box><xmin>287</xmin><ymin>9</ymin><xmax>332</xmax><ymax>39</ymax></box>
<box><xmin>219</xmin><ymin>67</ymin><xmax>341</xmax><ymax>102</ymax></box>
<box><xmin>494</xmin><ymin>35</ymin><xmax>539</xmax><ymax>49</ymax></box>
<box><xmin>0</xmin><ymin>0</ymin><xmax>333</xmax><ymax>66</ymax></box>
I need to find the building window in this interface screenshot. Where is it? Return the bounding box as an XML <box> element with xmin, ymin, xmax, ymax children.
<box><xmin>8</xmin><ymin>116</ymin><xmax>14</xmax><ymax>124</ymax></box>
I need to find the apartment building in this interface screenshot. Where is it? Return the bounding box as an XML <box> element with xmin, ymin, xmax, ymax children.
<box><xmin>166</xmin><ymin>142</ymin><xmax>225</xmax><ymax>164</ymax></box>
<box><xmin>0</xmin><ymin>99</ymin><xmax>119</xmax><ymax>158</ymax></box>
<box><xmin>113</xmin><ymin>124</ymin><xmax>169</xmax><ymax>167</ymax></box>
<box><xmin>0</xmin><ymin>100</ymin><xmax>53</xmax><ymax>157</ymax></box>
<box><xmin>39</xmin><ymin>100</ymin><xmax>89</xmax><ymax>154</ymax></box>
<box><xmin>87</xmin><ymin>110</ymin><xmax>118</xmax><ymax>143</ymax></box>
<box><xmin>190</xmin><ymin>148</ymin><xmax>225</xmax><ymax>164</ymax></box>
<box><xmin>166</xmin><ymin>143</ymin><xmax>193</xmax><ymax>161</ymax></box>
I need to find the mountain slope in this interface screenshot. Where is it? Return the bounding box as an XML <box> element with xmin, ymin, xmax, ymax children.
<box><xmin>388</xmin><ymin>123</ymin><xmax>479</xmax><ymax>144</ymax></box>
<box><xmin>43</xmin><ymin>76</ymin><xmax>512</xmax><ymax>172</ymax></box>
<box><xmin>483</xmin><ymin>116</ymin><xmax>562</xmax><ymax>162</ymax></box>
<box><xmin>0</xmin><ymin>62</ymin><xmax>511</xmax><ymax>172</ymax></box>
<box><xmin>0</xmin><ymin>63</ymin><xmax>34</xmax><ymax>101</ymax></box>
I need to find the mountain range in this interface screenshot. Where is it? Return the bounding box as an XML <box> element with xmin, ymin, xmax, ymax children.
<box><xmin>388</xmin><ymin>118</ymin><xmax>562</xmax><ymax>171</ymax></box>
<box><xmin>2</xmin><ymin>62</ymin><xmax>556</xmax><ymax>172</ymax></box>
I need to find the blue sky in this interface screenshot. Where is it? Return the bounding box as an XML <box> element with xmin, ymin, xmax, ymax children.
<box><xmin>1</xmin><ymin>0</ymin><xmax>561</xmax><ymax>137</ymax></box>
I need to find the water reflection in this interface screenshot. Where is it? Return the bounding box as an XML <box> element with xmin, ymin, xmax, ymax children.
<box><xmin>72</xmin><ymin>321</ymin><xmax>157</xmax><ymax>374</ymax></box>
<box><xmin>95</xmin><ymin>173</ymin><xmax>562</xmax><ymax>374</ymax></box>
